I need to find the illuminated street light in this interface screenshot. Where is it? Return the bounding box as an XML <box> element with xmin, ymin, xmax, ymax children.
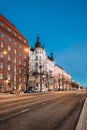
<box><xmin>25</xmin><ymin>47</ymin><xmax>30</xmax><ymax>91</ymax></box>
<box><xmin>3</xmin><ymin>51</ymin><xmax>7</xmax><ymax>55</ymax></box>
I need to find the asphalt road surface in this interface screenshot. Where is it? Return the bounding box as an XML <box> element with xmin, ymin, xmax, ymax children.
<box><xmin>0</xmin><ymin>91</ymin><xmax>87</xmax><ymax>130</ymax></box>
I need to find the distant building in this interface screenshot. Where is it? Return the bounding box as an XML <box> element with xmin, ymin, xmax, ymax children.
<box><xmin>0</xmin><ymin>14</ymin><xmax>30</xmax><ymax>92</ymax></box>
<box><xmin>29</xmin><ymin>35</ymin><xmax>72</xmax><ymax>91</ymax></box>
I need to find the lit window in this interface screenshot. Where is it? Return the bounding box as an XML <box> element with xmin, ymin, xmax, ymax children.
<box><xmin>8</xmin><ymin>37</ymin><xmax>12</xmax><ymax>42</ymax></box>
<box><xmin>14</xmin><ymin>32</ymin><xmax>17</xmax><ymax>36</ymax></box>
<box><xmin>8</xmin><ymin>45</ymin><xmax>11</xmax><ymax>51</ymax></box>
<box><xmin>19</xmin><ymin>36</ymin><xmax>22</xmax><ymax>40</ymax></box>
<box><xmin>7</xmin><ymin>73</ymin><xmax>11</xmax><ymax>80</ymax></box>
<box><xmin>8</xmin><ymin>27</ymin><xmax>11</xmax><ymax>32</ymax></box>
<box><xmin>0</xmin><ymin>41</ymin><xmax>4</xmax><ymax>48</ymax></box>
<box><xmin>24</xmin><ymin>39</ymin><xmax>26</xmax><ymax>43</ymax></box>
<box><xmin>0</xmin><ymin>52</ymin><xmax>3</xmax><ymax>58</ymax></box>
<box><xmin>0</xmin><ymin>73</ymin><xmax>3</xmax><ymax>79</ymax></box>
<box><xmin>0</xmin><ymin>21</ymin><xmax>4</xmax><ymax>26</ymax></box>
<box><xmin>14</xmin><ymin>49</ymin><xmax>17</xmax><ymax>54</ymax></box>
<box><xmin>19</xmin><ymin>60</ymin><xmax>21</xmax><ymax>65</ymax></box>
<box><xmin>8</xmin><ymin>65</ymin><xmax>11</xmax><ymax>71</ymax></box>
<box><xmin>19</xmin><ymin>68</ymin><xmax>21</xmax><ymax>73</ymax></box>
<box><xmin>14</xmin><ymin>67</ymin><xmax>16</xmax><ymax>72</ymax></box>
<box><xmin>8</xmin><ymin>55</ymin><xmax>11</xmax><ymax>61</ymax></box>
<box><xmin>0</xmin><ymin>32</ymin><xmax>5</xmax><ymax>38</ymax></box>
<box><xmin>0</xmin><ymin>63</ymin><xmax>3</xmax><ymax>69</ymax></box>
<box><xmin>14</xmin><ymin>58</ymin><xmax>16</xmax><ymax>63</ymax></box>
<box><xmin>19</xmin><ymin>52</ymin><xmax>22</xmax><ymax>56</ymax></box>
<box><xmin>14</xmin><ymin>75</ymin><xmax>16</xmax><ymax>81</ymax></box>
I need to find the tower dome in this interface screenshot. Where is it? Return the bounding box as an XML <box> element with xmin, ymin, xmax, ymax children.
<box><xmin>35</xmin><ymin>34</ymin><xmax>42</xmax><ymax>48</ymax></box>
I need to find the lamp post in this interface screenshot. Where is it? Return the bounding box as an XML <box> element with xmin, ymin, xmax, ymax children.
<box><xmin>3</xmin><ymin>51</ymin><xmax>7</xmax><ymax>91</ymax></box>
<box><xmin>25</xmin><ymin>48</ymin><xmax>30</xmax><ymax>91</ymax></box>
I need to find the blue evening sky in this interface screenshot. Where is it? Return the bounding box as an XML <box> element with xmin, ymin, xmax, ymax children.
<box><xmin>0</xmin><ymin>0</ymin><xmax>87</xmax><ymax>87</ymax></box>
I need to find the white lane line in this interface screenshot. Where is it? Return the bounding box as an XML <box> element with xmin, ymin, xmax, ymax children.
<box><xmin>42</xmin><ymin>103</ymin><xmax>46</xmax><ymax>106</ymax></box>
<box><xmin>21</xmin><ymin>109</ymin><xmax>29</xmax><ymax>113</ymax></box>
<box><xmin>0</xmin><ymin>109</ymin><xmax>30</xmax><ymax>121</ymax></box>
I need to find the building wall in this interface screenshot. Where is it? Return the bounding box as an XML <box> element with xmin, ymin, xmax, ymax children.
<box><xmin>0</xmin><ymin>14</ymin><xmax>30</xmax><ymax>91</ymax></box>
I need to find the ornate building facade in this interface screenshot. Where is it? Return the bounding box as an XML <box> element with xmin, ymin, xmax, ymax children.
<box><xmin>29</xmin><ymin>35</ymin><xmax>72</xmax><ymax>91</ymax></box>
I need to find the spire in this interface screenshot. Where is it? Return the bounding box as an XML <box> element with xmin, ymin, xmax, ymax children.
<box><xmin>50</xmin><ymin>53</ymin><xmax>54</xmax><ymax>61</ymax></box>
<box><xmin>35</xmin><ymin>34</ymin><xmax>42</xmax><ymax>48</ymax></box>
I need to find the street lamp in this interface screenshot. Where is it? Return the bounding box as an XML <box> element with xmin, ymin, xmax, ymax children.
<box><xmin>25</xmin><ymin>47</ymin><xmax>30</xmax><ymax>91</ymax></box>
<box><xmin>3</xmin><ymin>51</ymin><xmax>7</xmax><ymax>91</ymax></box>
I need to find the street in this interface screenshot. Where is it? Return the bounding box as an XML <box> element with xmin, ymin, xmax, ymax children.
<box><xmin>0</xmin><ymin>91</ymin><xmax>87</xmax><ymax>130</ymax></box>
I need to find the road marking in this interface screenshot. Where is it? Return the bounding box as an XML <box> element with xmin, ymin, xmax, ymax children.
<box><xmin>0</xmin><ymin>109</ymin><xmax>30</xmax><ymax>122</ymax></box>
<box><xmin>21</xmin><ymin>109</ymin><xmax>29</xmax><ymax>113</ymax></box>
<box><xmin>42</xmin><ymin>103</ymin><xmax>46</xmax><ymax>105</ymax></box>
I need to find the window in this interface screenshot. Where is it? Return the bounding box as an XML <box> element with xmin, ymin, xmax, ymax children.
<box><xmin>0</xmin><ymin>41</ymin><xmax>4</xmax><ymax>48</ymax></box>
<box><xmin>24</xmin><ymin>39</ymin><xmax>27</xmax><ymax>43</ymax></box>
<box><xmin>14</xmin><ymin>32</ymin><xmax>17</xmax><ymax>36</ymax></box>
<box><xmin>24</xmin><ymin>77</ymin><xmax>26</xmax><ymax>82</ymax></box>
<box><xmin>8</xmin><ymin>55</ymin><xmax>11</xmax><ymax>61</ymax></box>
<box><xmin>8</xmin><ymin>65</ymin><xmax>11</xmax><ymax>71</ymax></box>
<box><xmin>14</xmin><ymin>67</ymin><xmax>16</xmax><ymax>72</ymax></box>
<box><xmin>36</xmin><ymin>56</ymin><xmax>38</xmax><ymax>60</ymax></box>
<box><xmin>14</xmin><ymin>41</ymin><xmax>17</xmax><ymax>45</ymax></box>
<box><xmin>0</xmin><ymin>32</ymin><xmax>5</xmax><ymax>38</ymax></box>
<box><xmin>0</xmin><ymin>21</ymin><xmax>4</xmax><ymax>26</ymax></box>
<box><xmin>24</xmin><ymin>62</ymin><xmax>26</xmax><ymax>66</ymax></box>
<box><xmin>14</xmin><ymin>49</ymin><xmax>17</xmax><ymax>54</ymax></box>
<box><xmin>19</xmin><ymin>68</ymin><xmax>21</xmax><ymax>73</ymax></box>
<box><xmin>19</xmin><ymin>60</ymin><xmax>21</xmax><ymax>65</ymax></box>
<box><xmin>7</xmin><ymin>73</ymin><xmax>11</xmax><ymax>80</ymax></box>
<box><xmin>19</xmin><ymin>36</ymin><xmax>22</xmax><ymax>40</ymax></box>
<box><xmin>19</xmin><ymin>77</ymin><xmax>21</xmax><ymax>82</ymax></box>
<box><xmin>8</xmin><ymin>37</ymin><xmax>12</xmax><ymax>42</ymax></box>
<box><xmin>19</xmin><ymin>52</ymin><xmax>22</xmax><ymax>56</ymax></box>
<box><xmin>24</xmin><ymin>55</ymin><xmax>26</xmax><ymax>59</ymax></box>
<box><xmin>0</xmin><ymin>52</ymin><xmax>3</xmax><ymax>58</ymax></box>
<box><xmin>0</xmin><ymin>73</ymin><xmax>3</xmax><ymax>79</ymax></box>
<box><xmin>36</xmin><ymin>62</ymin><xmax>38</xmax><ymax>66</ymax></box>
<box><xmin>20</xmin><ymin>44</ymin><xmax>22</xmax><ymax>48</ymax></box>
<box><xmin>14</xmin><ymin>58</ymin><xmax>16</xmax><ymax>63</ymax></box>
<box><xmin>0</xmin><ymin>63</ymin><xmax>3</xmax><ymax>69</ymax></box>
<box><xmin>8</xmin><ymin>45</ymin><xmax>11</xmax><ymax>51</ymax></box>
<box><xmin>8</xmin><ymin>27</ymin><xmax>11</xmax><ymax>32</ymax></box>
<box><xmin>36</xmin><ymin>51</ymin><xmax>38</xmax><ymax>54</ymax></box>
<box><xmin>14</xmin><ymin>75</ymin><xmax>16</xmax><ymax>81</ymax></box>
<box><xmin>39</xmin><ymin>56</ymin><xmax>41</xmax><ymax>59</ymax></box>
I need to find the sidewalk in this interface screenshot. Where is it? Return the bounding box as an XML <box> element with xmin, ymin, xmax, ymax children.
<box><xmin>76</xmin><ymin>97</ymin><xmax>87</xmax><ymax>130</ymax></box>
<box><xmin>0</xmin><ymin>92</ymin><xmax>17</xmax><ymax>99</ymax></box>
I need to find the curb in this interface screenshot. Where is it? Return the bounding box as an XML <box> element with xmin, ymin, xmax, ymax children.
<box><xmin>76</xmin><ymin>97</ymin><xmax>87</xmax><ymax>130</ymax></box>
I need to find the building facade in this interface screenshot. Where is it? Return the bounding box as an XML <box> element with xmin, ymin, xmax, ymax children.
<box><xmin>29</xmin><ymin>35</ymin><xmax>72</xmax><ymax>91</ymax></box>
<box><xmin>0</xmin><ymin>14</ymin><xmax>30</xmax><ymax>92</ymax></box>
